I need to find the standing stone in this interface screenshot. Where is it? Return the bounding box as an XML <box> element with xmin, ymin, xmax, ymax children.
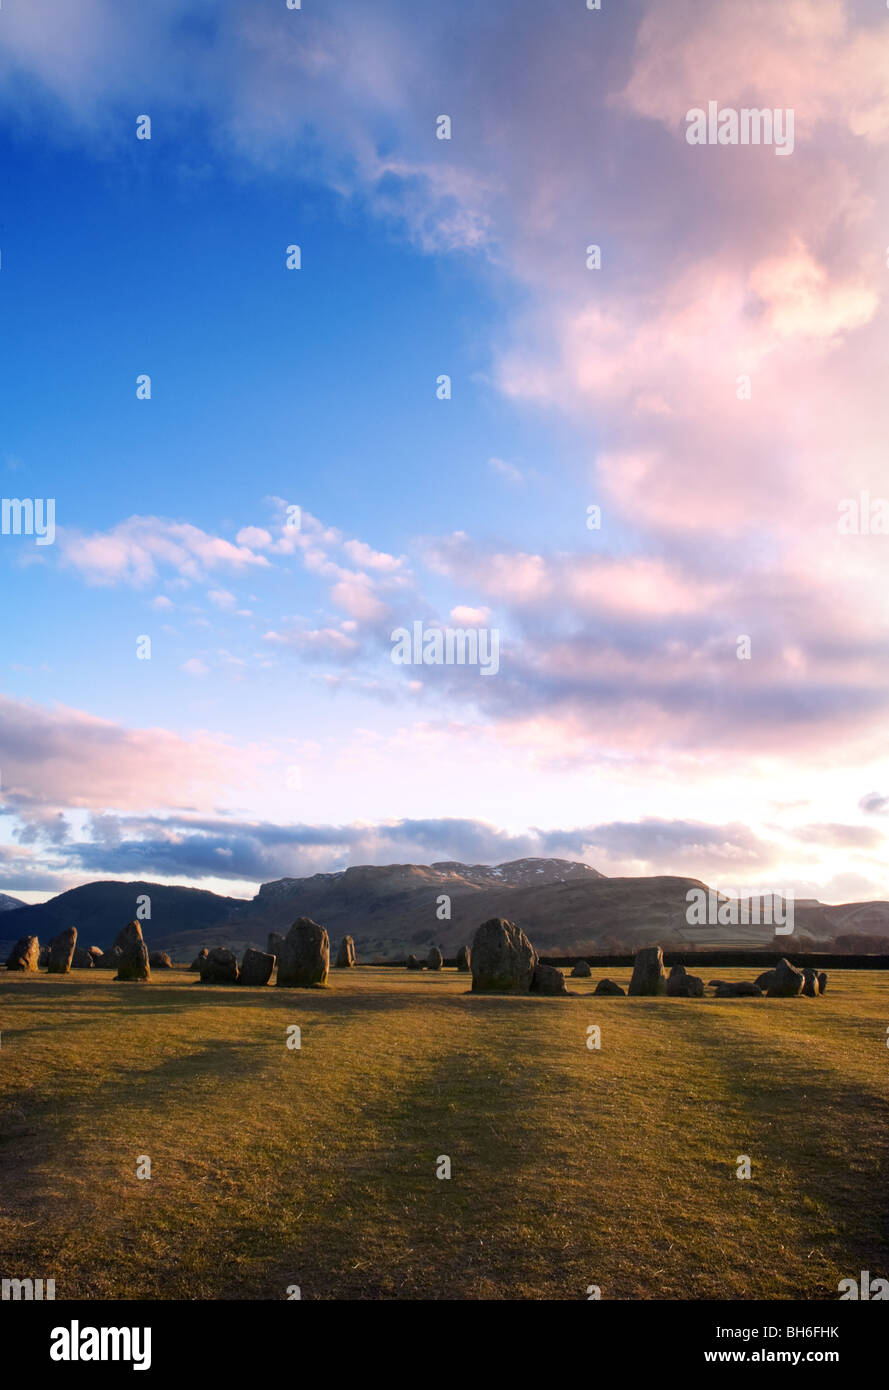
<box><xmin>190</xmin><ymin>948</ymin><xmax>209</xmax><ymax>972</ymax></box>
<box><xmin>200</xmin><ymin>946</ymin><xmax>239</xmax><ymax>984</ymax></box>
<box><xmin>149</xmin><ymin>951</ymin><xmax>173</xmax><ymax>970</ymax></box>
<box><xmin>276</xmin><ymin>917</ymin><xmax>329</xmax><ymax>988</ymax></box>
<box><xmin>801</xmin><ymin>967</ymin><xmax>821</xmax><ymax>997</ymax></box>
<box><xmin>666</xmin><ymin>963</ymin><xmax>704</xmax><ymax>998</ymax></box>
<box><xmin>267</xmin><ymin>932</ymin><xmax>285</xmax><ymax>959</ymax></box>
<box><xmin>628</xmin><ymin>945</ymin><xmax>667</xmax><ymax>997</ymax></box>
<box><xmin>426</xmin><ymin>946</ymin><xmax>443</xmax><ymax>972</ymax></box>
<box><xmin>335</xmin><ymin>936</ymin><xmax>357</xmax><ymax>968</ymax></box>
<box><xmin>470</xmin><ymin>918</ymin><xmax>537</xmax><ymax>994</ymax></box>
<box><xmin>48</xmin><ymin>927</ymin><xmax>77</xmax><ymax>975</ymax></box>
<box><xmin>114</xmin><ymin>921</ymin><xmax>151</xmax><ymax>982</ymax></box>
<box><xmin>570</xmin><ymin>960</ymin><xmax>592</xmax><ymax>978</ymax></box>
<box><xmin>96</xmin><ymin>947</ymin><xmax>122</xmax><ymax>969</ymax></box>
<box><xmin>71</xmin><ymin>946</ymin><xmax>95</xmax><ymax>969</ymax></box>
<box><xmin>6</xmin><ymin>936</ymin><xmax>39</xmax><ymax>972</ymax></box>
<box><xmin>530</xmin><ymin>963</ymin><xmax>568</xmax><ymax>996</ymax></box>
<box><xmin>239</xmin><ymin>947</ymin><xmax>275</xmax><ymax>986</ymax></box>
<box><xmin>594</xmin><ymin>978</ymin><xmax>626</xmax><ymax>996</ymax></box>
<box><xmin>456</xmin><ymin>945</ymin><xmax>471</xmax><ymax>972</ymax></box>
<box><xmin>766</xmin><ymin>958</ymin><xmax>804</xmax><ymax>997</ymax></box>
<box><xmin>406</xmin><ymin>953</ymin><xmax>423</xmax><ymax>970</ymax></box>
<box><xmin>817</xmin><ymin>971</ymin><xmax>828</xmax><ymax>995</ymax></box>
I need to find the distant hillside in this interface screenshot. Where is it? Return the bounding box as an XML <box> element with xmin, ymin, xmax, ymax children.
<box><xmin>3</xmin><ymin>860</ymin><xmax>888</xmax><ymax>962</ymax></box>
<box><xmin>0</xmin><ymin>892</ymin><xmax>26</xmax><ymax>913</ymax></box>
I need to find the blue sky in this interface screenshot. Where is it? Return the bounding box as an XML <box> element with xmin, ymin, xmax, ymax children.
<box><xmin>2</xmin><ymin>0</ymin><xmax>889</xmax><ymax>906</ymax></box>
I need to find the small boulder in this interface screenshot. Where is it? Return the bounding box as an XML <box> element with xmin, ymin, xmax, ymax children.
<box><xmin>406</xmin><ymin>954</ymin><xmax>423</xmax><ymax>970</ymax></box>
<box><xmin>570</xmin><ymin>960</ymin><xmax>592</xmax><ymax>978</ymax></box>
<box><xmin>88</xmin><ymin>946</ymin><xmax>104</xmax><ymax>964</ymax></box>
<box><xmin>666</xmin><ymin>964</ymin><xmax>704</xmax><ymax>997</ymax></box>
<box><xmin>594</xmin><ymin>978</ymin><xmax>626</xmax><ymax>996</ymax></box>
<box><xmin>456</xmin><ymin>945</ymin><xmax>471</xmax><ymax>972</ymax></box>
<box><xmin>276</xmin><ymin>917</ymin><xmax>329</xmax><ymax>988</ymax></box>
<box><xmin>114</xmin><ymin>921</ymin><xmax>151</xmax><ymax>982</ymax></box>
<box><xmin>6</xmin><ymin>936</ymin><xmax>39</xmax><ymax>972</ymax></box>
<box><xmin>755</xmin><ymin>969</ymin><xmax>779</xmax><ymax>991</ymax></box>
<box><xmin>766</xmin><ymin>958</ymin><xmax>804</xmax><ymax>998</ymax></box>
<box><xmin>96</xmin><ymin>946</ymin><xmax>122</xmax><ymax>969</ymax></box>
<box><xmin>71</xmin><ymin>946</ymin><xmax>95</xmax><ymax>969</ymax></box>
<box><xmin>628</xmin><ymin>945</ymin><xmax>667</xmax><ymax>997</ymax></box>
<box><xmin>47</xmin><ymin>927</ymin><xmax>77</xmax><ymax>975</ymax></box>
<box><xmin>470</xmin><ymin>918</ymin><xmax>537</xmax><ymax>994</ymax></box>
<box><xmin>426</xmin><ymin>946</ymin><xmax>443</xmax><ymax>972</ymax></box>
<box><xmin>189</xmin><ymin>949</ymin><xmax>209</xmax><ymax>972</ymax></box>
<box><xmin>530</xmin><ymin>963</ymin><xmax>568</xmax><ymax>996</ymax></box>
<box><xmin>715</xmin><ymin>981</ymin><xmax>763</xmax><ymax>997</ymax></box>
<box><xmin>335</xmin><ymin>936</ymin><xmax>357</xmax><ymax>969</ymax></box>
<box><xmin>149</xmin><ymin>951</ymin><xmax>173</xmax><ymax>970</ymax></box>
<box><xmin>801</xmin><ymin>967</ymin><xmax>821</xmax><ymax>997</ymax></box>
<box><xmin>200</xmin><ymin>946</ymin><xmax>239</xmax><ymax>984</ymax></box>
<box><xmin>239</xmin><ymin>947</ymin><xmax>275</xmax><ymax>986</ymax></box>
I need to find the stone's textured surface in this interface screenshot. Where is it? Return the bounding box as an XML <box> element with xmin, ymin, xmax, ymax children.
<box><xmin>666</xmin><ymin>963</ymin><xmax>704</xmax><ymax>998</ymax></box>
<box><xmin>470</xmin><ymin>918</ymin><xmax>538</xmax><ymax>994</ymax></box>
<box><xmin>530</xmin><ymin>963</ymin><xmax>568</xmax><ymax>995</ymax></box>
<box><xmin>267</xmin><ymin>932</ymin><xmax>285</xmax><ymax>959</ymax></box>
<box><xmin>200</xmin><ymin>946</ymin><xmax>240</xmax><ymax>984</ymax></box>
<box><xmin>276</xmin><ymin>917</ymin><xmax>330</xmax><ymax>988</ymax></box>
<box><xmin>335</xmin><ymin>935</ymin><xmax>357</xmax><ymax>969</ymax></box>
<box><xmin>570</xmin><ymin>960</ymin><xmax>592</xmax><ymax>978</ymax></box>
<box><xmin>594</xmin><ymin>978</ymin><xmax>626</xmax><ymax>996</ymax></box>
<box><xmin>48</xmin><ymin>927</ymin><xmax>78</xmax><ymax>974</ymax></box>
<box><xmin>239</xmin><ymin>947</ymin><xmax>275</xmax><ymax>986</ymax></box>
<box><xmin>114</xmin><ymin>921</ymin><xmax>151</xmax><ymax>982</ymax></box>
<box><xmin>190</xmin><ymin>949</ymin><xmax>209</xmax><ymax>972</ymax></box>
<box><xmin>6</xmin><ymin>936</ymin><xmax>39</xmax><ymax>971</ymax></box>
<box><xmin>96</xmin><ymin>947</ymin><xmax>122</xmax><ymax>969</ymax></box>
<box><xmin>628</xmin><ymin>945</ymin><xmax>667</xmax><ymax>997</ymax></box>
<box><xmin>715</xmin><ymin>981</ymin><xmax>763</xmax><ymax>997</ymax></box>
<box><xmin>766</xmin><ymin>958</ymin><xmax>804</xmax><ymax>998</ymax></box>
<box><xmin>149</xmin><ymin>951</ymin><xmax>173</xmax><ymax>970</ymax></box>
<box><xmin>801</xmin><ymin>967</ymin><xmax>821</xmax><ymax>997</ymax></box>
<box><xmin>71</xmin><ymin>946</ymin><xmax>95</xmax><ymax>969</ymax></box>
<box><xmin>455</xmin><ymin>945</ymin><xmax>471</xmax><ymax>972</ymax></box>
<box><xmin>406</xmin><ymin>953</ymin><xmax>423</xmax><ymax>970</ymax></box>
<box><xmin>817</xmin><ymin>971</ymin><xmax>828</xmax><ymax>995</ymax></box>
<box><xmin>426</xmin><ymin>946</ymin><xmax>444</xmax><ymax>972</ymax></box>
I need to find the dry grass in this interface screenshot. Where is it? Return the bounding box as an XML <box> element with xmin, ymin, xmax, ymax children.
<box><xmin>1</xmin><ymin>965</ymin><xmax>887</xmax><ymax>1300</ymax></box>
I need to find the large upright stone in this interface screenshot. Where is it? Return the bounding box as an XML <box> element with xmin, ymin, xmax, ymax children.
<box><xmin>6</xmin><ymin>936</ymin><xmax>39</xmax><ymax>972</ymax></box>
<box><xmin>571</xmin><ymin>960</ymin><xmax>592</xmax><ymax>978</ymax></box>
<box><xmin>817</xmin><ymin>971</ymin><xmax>828</xmax><ymax>995</ymax></box>
<box><xmin>406</xmin><ymin>953</ymin><xmax>423</xmax><ymax>970</ymax></box>
<box><xmin>628</xmin><ymin>945</ymin><xmax>667</xmax><ymax>997</ymax></box>
<box><xmin>200</xmin><ymin>946</ymin><xmax>239</xmax><ymax>984</ymax></box>
<box><xmin>335</xmin><ymin>936</ymin><xmax>356</xmax><ymax>968</ymax></box>
<box><xmin>239</xmin><ymin>947</ymin><xmax>274</xmax><ymax>986</ymax></box>
<box><xmin>189</xmin><ymin>948</ymin><xmax>209</xmax><ymax>972</ymax></box>
<box><xmin>456</xmin><ymin>945</ymin><xmax>471</xmax><ymax>973</ymax></box>
<box><xmin>766</xmin><ymin>958</ymin><xmax>804</xmax><ymax>997</ymax></box>
<box><xmin>276</xmin><ymin>917</ymin><xmax>329</xmax><ymax>988</ymax></box>
<box><xmin>470</xmin><ymin>918</ymin><xmax>537</xmax><ymax>994</ymax></box>
<box><xmin>530</xmin><ymin>963</ymin><xmax>568</xmax><ymax>995</ymax></box>
<box><xmin>48</xmin><ymin>927</ymin><xmax>77</xmax><ymax>975</ymax></box>
<box><xmin>426</xmin><ymin>946</ymin><xmax>443</xmax><ymax>972</ymax></box>
<box><xmin>114</xmin><ymin>921</ymin><xmax>151</xmax><ymax>982</ymax></box>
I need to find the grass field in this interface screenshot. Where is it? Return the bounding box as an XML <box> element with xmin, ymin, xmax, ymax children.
<box><xmin>1</xmin><ymin>965</ymin><xmax>887</xmax><ymax>1301</ymax></box>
